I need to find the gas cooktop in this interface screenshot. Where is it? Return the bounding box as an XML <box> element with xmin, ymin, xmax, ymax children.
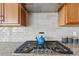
<box><xmin>14</xmin><ymin>41</ymin><xmax>73</xmax><ymax>54</ymax></box>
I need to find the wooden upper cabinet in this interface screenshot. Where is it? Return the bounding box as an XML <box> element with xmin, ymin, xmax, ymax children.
<box><xmin>58</xmin><ymin>3</ymin><xmax>79</xmax><ymax>26</ymax></box>
<box><xmin>0</xmin><ymin>3</ymin><xmax>29</xmax><ymax>27</ymax></box>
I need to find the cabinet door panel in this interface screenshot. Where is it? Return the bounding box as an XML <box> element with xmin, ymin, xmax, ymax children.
<box><xmin>3</xmin><ymin>3</ymin><xmax>18</xmax><ymax>24</ymax></box>
<box><xmin>66</xmin><ymin>4</ymin><xmax>79</xmax><ymax>24</ymax></box>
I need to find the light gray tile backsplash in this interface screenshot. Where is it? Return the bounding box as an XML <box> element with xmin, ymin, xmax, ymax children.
<box><xmin>0</xmin><ymin>13</ymin><xmax>79</xmax><ymax>42</ymax></box>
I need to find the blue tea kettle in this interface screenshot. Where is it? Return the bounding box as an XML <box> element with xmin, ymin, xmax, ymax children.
<box><xmin>35</xmin><ymin>32</ymin><xmax>46</xmax><ymax>46</ymax></box>
<box><xmin>36</xmin><ymin>35</ymin><xmax>46</xmax><ymax>46</ymax></box>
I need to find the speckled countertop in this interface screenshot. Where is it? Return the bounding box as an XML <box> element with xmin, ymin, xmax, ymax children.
<box><xmin>0</xmin><ymin>42</ymin><xmax>79</xmax><ymax>56</ymax></box>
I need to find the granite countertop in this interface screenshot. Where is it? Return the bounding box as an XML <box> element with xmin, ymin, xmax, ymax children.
<box><xmin>63</xmin><ymin>44</ymin><xmax>79</xmax><ymax>56</ymax></box>
<box><xmin>0</xmin><ymin>42</ymin><xmax>79</xmax><ymax>56</ymax></box>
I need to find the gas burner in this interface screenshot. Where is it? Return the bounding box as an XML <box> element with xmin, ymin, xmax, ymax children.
<box><xmin>31</xmin><ymin>48</ymin><xmax>53</xmax><ymax>53</ymax></box>
<box><xmin>14</xmin><ymin>41</ymin><xmax>73</xmax><ymax>54</ymax></box>
<box><xmin>31</xmin><ymin>44</ymin><xmax>53</xmax><ymax>53</ymax></box>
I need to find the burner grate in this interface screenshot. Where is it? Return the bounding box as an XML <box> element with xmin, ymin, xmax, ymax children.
<box><xmin>14</xmin><ymin>41</ymin><xmax>73</xmax><ymax>54</ymax></box>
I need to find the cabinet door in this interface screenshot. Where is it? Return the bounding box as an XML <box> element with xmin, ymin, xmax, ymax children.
<box><xmin>3</xmin><ymin>3</ymin><xmax>18</xmax><ymax>24</ymax></box>
<box><xmin>66</xmin><ymin>4</ymin><xmax>79</xmax><ymax>24</ymax></box>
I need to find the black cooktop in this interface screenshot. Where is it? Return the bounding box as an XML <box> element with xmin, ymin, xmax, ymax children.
<box><xmin>14</xmin><ymin>41</ymin><xmax>73</xmax><ymax>54</ymax></box>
